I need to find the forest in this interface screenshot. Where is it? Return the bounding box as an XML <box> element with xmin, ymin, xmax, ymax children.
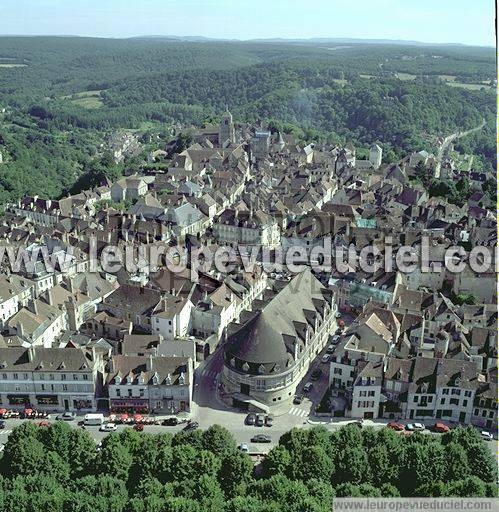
<box><xmin>0</xmin><ymin>422</ymin><xmax>496</xmax><ymax>511</ymax></box>
<box><xmin>0</xmin><ymin>37</ymin><xmax>495</xmax><ymax>204</ymax></box>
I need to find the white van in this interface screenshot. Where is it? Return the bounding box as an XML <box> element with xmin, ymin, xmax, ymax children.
<box><xmin>84</xmin><ymin>413</ymin><xmax>104</xmax><ymax>426</ymax></box>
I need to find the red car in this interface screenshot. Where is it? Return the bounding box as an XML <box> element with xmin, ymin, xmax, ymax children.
<box><xmin>387</xmin><ymin>421</ymin><xmax>405</xmax><ymax>431</ymax></box>
<box><xmin>133</xmin><ymin>423</ymin><xmax>144</xmax><ymax>432</ymax></box>
<box><xmin>38</xmin><ymin>421</ymin><xmax>51</xmax><ymax>428</ymax></box>
<box><xmin>433</xmin><ymin>422</ymin><xmax>450</xmax><ymax>433</ymax></box>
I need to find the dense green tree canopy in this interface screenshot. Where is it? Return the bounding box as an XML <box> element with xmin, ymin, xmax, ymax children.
<box><xmin>0</xmin><ymin>422</ymin><xmax>495</xmax><ymax>511</ymax></box>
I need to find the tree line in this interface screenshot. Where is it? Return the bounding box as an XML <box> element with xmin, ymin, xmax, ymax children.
<box><xmin>0</xmin><ymin>422</ymin><xmax>495</xmax><ymax>511</ymax></box>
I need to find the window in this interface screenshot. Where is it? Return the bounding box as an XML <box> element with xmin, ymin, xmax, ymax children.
<box><xmin>73</xmin><ymin>374</ymin><xmax>78</xmax><ymax>380</ymax></box>
<box><xmin>116</xmin><ymin>389</ymin><xmax>121</xmax><ymax>397</ymax></box>
<box><xmin>83</xmin><ymin>375</ymin><xmax>88</xmax><ymax>381</ymax></box>
<box><xmin>62</xmin><ymin>384</ymin><xmax>68</xmax><ymax>391</ymax></box>
<box><xmin>463</xmin><ymin>400</ymin><xmax>467</xmax><ymax>407</ymax></box>
<box><xmin>442</xmin><ymin>389</ymin><xmax>449</xmax><ymax>395</ymax></box>
<box><xmin>441</xmin><ymin>398</ymin><xmax>445</xmax><ymax>405</ymax></box>
<box><xmin>413</xmin><ymin>397</ymin><xmax>418</xmax><ymax>403</ymax></box>
<box><xmin>451</xmin><ymin>389</ymin><xmax>460</xmax><ymax>396</ymax></box>
<box><xmin>128</xmin><ymin>389</ymin><xmax>132</xmax><ymax>398</ymax></box>
<box><xmin>139</xmin><ymin>389</ymin><xmax>144</xmax><ymax>397</ymax></box>
<box><xmin>61</xmin><ymin>374</ymin><xmax>66</xmax><ymax>381</ymax></box>
<box><xmin>13</xmin><ymin>374</ymin><xmax>18</xmax><ymax>380</ymax></box>
<box><xmin>474</xmin><ymin>408</ymin><xmax>479</xmax><ymax>415</ymax></box>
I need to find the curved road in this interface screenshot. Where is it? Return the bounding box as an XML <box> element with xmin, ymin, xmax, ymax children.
<box><xmin>436</xmin><ymin>118</ymin><xmax>486</xmax><ymax>172</ymax></box>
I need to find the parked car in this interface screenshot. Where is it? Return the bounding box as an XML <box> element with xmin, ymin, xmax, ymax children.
<box><xmin>335</xmin><ymin>312</ymin><xmax>342</xmax><ymax>318</ymax></box>
<box><xmin>481</xmin><ymin>431</ymin><xmax>493</xmax><ymax>441</ymax></box>
<box><xmin>56</xmin><ymin>412</ymin><xmax>76</xmax><ymax>421</ymax></box>
<box><xmin>321</xmin><ymin>354</ymin><xmax>330</xmax><ymax>364</ymax></box>
<box><xmin>311</xmin><ymin>369</ymin><xmax>322</xmax><ymax>381</ymax></box>
<box><xmin>0</xmin><ymin>420</ymin><xmax>6</xmax><ymax>429</ymax></box>
<box><xmin>265</xmin><ymin>415</ymin><xmax>274</xmax><ymax>427</ymax></box>
<box><xmin>251</xmin><ymin>434</ymin><xmax>271</xmax><ymax>443</ymax></box>
<box><xmin>293</xmin><ymin>394</ymin><xmax>304</xmax><ymax>405</ymax></box>
<box><xmin>183</xmin><ymin>421</ymin><xmax>199</xmax><ymax>432</ymax></box>
<box><xmin>331</xmin><ymin>335</ymin><xmax>340</xmax><ymax>343</ymax></box>
<box><xmin>335</xmin><ymin>328</ymin><xmax>343</xmax><ymax>335</ymax></box>
<box><xmin>245</xmin><ymin>413</ymin><xmax>257</xmax><ymax>425</ymax></box>
<box><xmin>162</xmin><ymin>417</ymin><xmax>179</xmax><ymax>426</ymax></box>
<box><xmin>387</xmin><ymin>421</ymin><xmax>405</xmax><ymax>431</ymax></box>
<box><xmin>238</xmin><ymin>443</ymin><xmax>249</xmax><ymax>453</ymax></box>
<box><xmin>133</xmin><ymin>423</ymin><xmax>144</xmax><ymax>432</ymax></box>
<box><xmin>326</xmin><ymin>345</ymin><xmax>335</xmax><ymax>354</ymax></box>
<box><xmin>38</xmin><ymin>421</ymin><xmax>51</xmax><ymax>427</ymax></box>
<box><xmin>303</xmin><ymin>382</ymin><xmax>314</xmax><ymax>393</ymax></box>
<box><xmin>433</xmin><ymin>422</ymin><xmax>450</xmax><ymax>433</ymax></box>
<box><xmin>256</xmin><ymin>414</ymin><xmax>265</xmax><ymax>427</ymax></box>
<box><xmin>349</xmin><ymin>419</ymin><xmax>364</xmax><ymax>428</ymax></box>
<box><xmin>100</xmin><ymin>423</ymin><xmax>117</xmax><ymax>432</ymax></box>
<box><xmin>406</xmin><ymin>423</ymin><xmax>425</xmax><ymax>432</ymax></box>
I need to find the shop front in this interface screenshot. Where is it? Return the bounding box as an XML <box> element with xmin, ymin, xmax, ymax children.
<box><xmin>109</xmin><ymin>399</ymin><xmax>149</xmax><ymax>414</ymax></box>
<box><xmin>7</xmin><ymin>394</ymin><xmax>31</xmax><ymax>407</ymax></box>
<box><xmin>73</xmin><ymin>398</ymin><xmax>93</xmax><ymax>410</ymax></box>
<box><xmin>36</xmin><ymin>395</ymin><xmax>59</xmax><ymax>407</ymax></box>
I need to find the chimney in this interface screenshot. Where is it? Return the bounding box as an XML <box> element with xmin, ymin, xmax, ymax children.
<box><xmin>146</xmin><ymin>354</ymin><xmax>154</xmax><ymax>371</ymax></box>
<box><xmin>31</xmin><ymin>299</ymin><xmax>38</xmax><ymax>316</ymax></box>
<box><xmin>16</xmin><ymin>321</ymin><xmax>24</xmax><ymax>338</ymax></box>
<box><xmin>27</xmin><ymin>345</ymin><xmax>35</xmax><ymax>362</ymax></box>
<box><xmin>437</xmin><ymin>359</ymin><xmax>444</xmax><ymax>374</ymax></box>
<box><xmin>47</xmin><ymin>288</ymin><xmax>53</xmax><ymax>306</ymax></box>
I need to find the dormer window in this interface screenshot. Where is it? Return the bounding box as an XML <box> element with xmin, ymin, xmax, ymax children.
<box><xmin>138</xmin><ymin>374</ymin><xmax>145</xmax><ymax>385</ymax></box>
<box><xmin>126</xmin><ymin>374</ymin><xmax>133</xmax><ymax>385</ymax></box>
<box><xmin>179</xmin><ymin>372</ymin><xmax>185</xmax><ymax>385</ymax></box>
<box><xmin>115</xmin><ymin>375</ymin><xmax>121</xmax><ymax>385</ymax></box>
<box><xmin>152</xmin><ymin>372</ymin><xmax>159</xmax><ymax>385</ymax></box>
<box><xmin>242</xmin><ymin>362</ymin><xmax>249</xmax><ymax>372</ymax></box>
<box><xmin>165</xmin><ymin>373</ymin><xmax>172</xmax><ymax>385</ymax></box>
<box><xmin>258</xmin><ymin>364</ymin><xmax>266</xmax><ymax>374</ymax></box>
<box><xmin>230</xmin><ymin>357</ymin><xmax>236</xmax><ymax>367</ymax></box>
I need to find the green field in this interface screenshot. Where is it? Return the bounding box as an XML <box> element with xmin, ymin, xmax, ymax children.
<box><xmin>0</xmin><ymin>63</ymin><xmax>27</xmax><ymax>68</ymax></box>
<box><xmin>396</xmin><ymin>72</ymin><xmax>417</xmax><ymax>80</ymax></box>
<box><xmin>447</xmin><ymin>81</ymin><xmax>492</xmax><ymax>91</ymax></box>
<box><xmin>61</xmin><ymin>90</ymin><xmax>104</xmax><ymax>109</ymax></box>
